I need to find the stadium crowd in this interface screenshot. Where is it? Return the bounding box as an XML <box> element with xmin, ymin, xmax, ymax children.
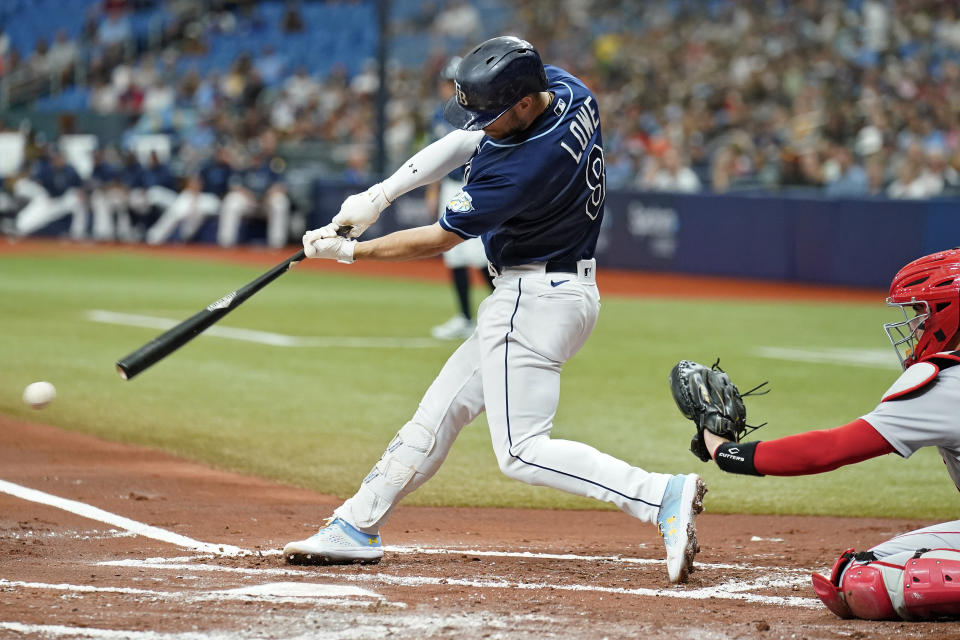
<box><xmin>551</xmin><ymin>0</ymin><xmax>960</xmax><ymax>196</ymax></box>
<box><xmin>2</xmin><ymin>0</ymin><xmax>960</xmax><ymax>244</ymax></box>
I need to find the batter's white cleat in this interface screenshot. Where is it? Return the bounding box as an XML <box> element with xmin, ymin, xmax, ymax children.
<box><xmin>656</xmin><ymin>473</ymin><xmax>707</xmax><ymax>584</ymax></box>
<box><xmin>283</xmin><ymin>517</ymin><xmax>383</xmax><ymax>565</ymax></box>
<box><xmin>430</xmin><ymin>315</ymin><xmax>476</xmax><ymax>340</ymax></box>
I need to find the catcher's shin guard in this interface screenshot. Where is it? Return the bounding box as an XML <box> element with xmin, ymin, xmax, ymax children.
<box><xmin>840</xmin><ymin>562</ymin><xmax>898</xmax><ymax>620</ymax></box>
<box><xmin>902</xmin><ymin>552</ymin><xmax>960</xmax><ymax>620</ymax></box>
<box><xmin>812</xmin><ymin>548</ymin><xmax>897</xmax><ymax>620</ymax></box>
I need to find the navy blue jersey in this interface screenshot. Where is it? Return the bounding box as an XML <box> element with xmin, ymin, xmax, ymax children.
<box><xmin>118</xmin><ymin>162</ymin><xmax>145</xmax><ymax>189</ymax></box>
<box><xmin>90</xmin><ymin>161</ymin><xmax>117</xmax><ymax>186</ymax></box>
<box><xmin>240</xmin><ymin>161</ymin><xmax>282</xmax><ymax>196</ymax></box>
<box><xmin>36</xmin><ymin>163</ymin><xmax>82</xmax><ymax>197</ymax></box>
<box><xmin>142</xmin><ymin>163</ymin><xmax>175</xmax><ymax>190</ymax></box>
<box><xmin>200</xmin><ymin>161</ymin><xmax>232</xmax><ymax>198</ymax></box>
<box><xmin>439</xmin><ymin>65</ymin><xmax>605</xmax><ymax>269</ymax></box>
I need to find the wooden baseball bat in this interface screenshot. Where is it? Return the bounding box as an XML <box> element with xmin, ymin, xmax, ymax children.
<box><xmin>115</xmin><ymin>248</ymin><xmax>308</xmax><ymax>380</ymax></box>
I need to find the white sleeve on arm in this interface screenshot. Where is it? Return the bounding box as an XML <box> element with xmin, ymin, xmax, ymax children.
<box><xmin>380</xmin><ymin>129</ymin><xmax>484</xmax><ymax>202</ymax></box>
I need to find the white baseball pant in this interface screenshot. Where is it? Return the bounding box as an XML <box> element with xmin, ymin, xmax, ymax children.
<box><xmin>91</xmin><ymin>187</ymin><xmax>133</xmax><ymax>241</ymax></box>
<box><xmin>335</xmin><ymin>260</ymin><xmax>673</xmax><ymax>532</ymax></box>
<box><xmin>145</xmin><ymin>190</ymin><xmax>221</xmax><ymax>245</ymax></box>
<box><xmin>15</xmin><ymin>182</ymin><xmax>87</xmax><ymax>240</ymax></box>
<box><xmin>218</xmin><ymin>189</ymin><xmax>290</xmax><ymax>248</ymax></box>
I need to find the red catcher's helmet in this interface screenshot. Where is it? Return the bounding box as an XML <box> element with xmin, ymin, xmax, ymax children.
<box><xmin>884</xmin><ymin>248</ymin><xmax>960</xmax><ymax>368</ymax></box>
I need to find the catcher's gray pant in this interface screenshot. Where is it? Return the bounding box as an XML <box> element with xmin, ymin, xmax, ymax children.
<box><xmin>335</xmin><ymin>260</ymin><xmax>674</xmax><ymax>532</ymax></box>
<box><xmin>843</xmin><ymin>521</ymin><xmax>960</xmax><ymax>572</ymax></box>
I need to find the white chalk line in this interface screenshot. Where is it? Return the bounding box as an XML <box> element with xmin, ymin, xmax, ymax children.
<box><xmin>0</xmin><ymin>578</ymin><xmax>382</xmax><ymax>605</ymax></box>
<box><xmin>754</xmin><ymin>346</ymin><xmax>898</xmax><ymax>369</ymax></box>
<box><xmin>0</xmin><ymin>478</ymin><xmax>248</xmax><ymax>556</ymax></box>
<box><xmin>0</xmin><ymin>623</ymin><xmax>223</xmax><ymax>640</ymax></box>
<box><xmin>96</xmin><ymin>558</ymin><xmax>820</xmax><ymax>608</ymax></box>
<box><xmin>86</xmin><ymin>309</ymin><xmax>439</xmax><ymax>348</ymax></box>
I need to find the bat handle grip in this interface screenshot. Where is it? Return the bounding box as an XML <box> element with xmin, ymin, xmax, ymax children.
<box><xmin>292</xmin><ymin>225</ymin><xmax>354</xmax><ymax>264</ymax></box>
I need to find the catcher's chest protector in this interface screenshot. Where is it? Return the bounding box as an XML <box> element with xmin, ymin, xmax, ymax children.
<box><xmin>881</xmin><ymin>350</ymin><xmax>960</xmax><ymax>402</ymax></box>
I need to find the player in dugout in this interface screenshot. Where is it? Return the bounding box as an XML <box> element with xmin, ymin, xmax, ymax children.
<box><xmin>284</xmin><ymin>36</ymin><xmax>707</xmax><ymax>584</ymax></box>
<box><xmin>697</xmin><ymin>248</ymin><xmax>960</xmax><ymax>620</ymax></box>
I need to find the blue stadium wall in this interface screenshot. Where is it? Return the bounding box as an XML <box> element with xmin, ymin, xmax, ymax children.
<box><xmin>313</xmin><ymin>179</ymin><xmax>960</xmax><ymax>289</ymax></box>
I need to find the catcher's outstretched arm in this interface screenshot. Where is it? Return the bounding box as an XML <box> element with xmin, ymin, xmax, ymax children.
<box><xmin>707</xmin><ymin>420</ymin><xmax>895</xmax><ymax>476</ymax></box>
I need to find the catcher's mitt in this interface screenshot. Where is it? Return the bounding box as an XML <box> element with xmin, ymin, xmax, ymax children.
<box><xmin>669</xmin><ymin>359</ymin><xmax>768</xmax><ymax>462</ymax></box>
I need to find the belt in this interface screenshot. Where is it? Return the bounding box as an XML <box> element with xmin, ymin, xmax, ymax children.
<box><xmin>545</xmin><ymin>260</ymin><xmax>578</xmax><ymax>273</ymax></box>
<box><xmin>488</xmin><ymin>259</ymin><xmax>596</xmax><ymax>284</ymax></box>
<box><xmin>490</xmin><ymin>260</ymin><xmax>580</xmax><ymax>275</ymax></box>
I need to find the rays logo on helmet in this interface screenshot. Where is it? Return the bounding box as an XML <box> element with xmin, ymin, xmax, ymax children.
<box><xmin>455</xmin><ymin>81</ymin><xmax>468</xmax><ymax>106</ymax></box>
<box><xmin>447</xmin><ymin>190</ymin><xmax>474</xmax><ymax>213</ymax></box>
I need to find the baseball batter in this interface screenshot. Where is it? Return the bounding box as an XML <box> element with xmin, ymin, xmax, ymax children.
<box><xmin>284</xmin><ymin>36</ymin><xmax>706</xmax><ymax>583</ymax></box>
<box><xmin>698</xmin><ymin>248</ymin><xmax>960</xmax><ymax>620</ymax></box>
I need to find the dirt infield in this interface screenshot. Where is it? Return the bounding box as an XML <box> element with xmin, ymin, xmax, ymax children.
<box><xmin>4</xmin><ymin>240</ymin><xmax>950</xmax><ymax>638</ymax></box>
<box><xmin>1</xmin><ymin>414</ymin><xmax>956</xmax><ymax>640</ymax></box>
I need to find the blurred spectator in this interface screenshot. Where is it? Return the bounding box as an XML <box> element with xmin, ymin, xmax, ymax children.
<box><xmin>254</xmin><ymin>45</ymin><xmax>286</xmax><ymax>86</ymax></box>
<box><xmin>129</xmin><ymin>150</ymin><xmax>178</xmax><ymax>235</ymax></box>
<box><xmin>283</xmin><ymin>67</ymin><xmax>318</xmax><ymax>109</ymax></box>
<box><xmin>887</xmin><ymin>160</ymin><xmax>927</xmax><ymax>199</ymax></box>
<box><xmin>146</xmin><ymin>146</ymin><xmax>232</xmax><ymax>244</ymax></box>
<box><xmin>26</xmin><ymin>38</ymin><xmax>51</xmax><ymax>77</ymax></box>
<box><xmin>920</xmin><ymin>150</ymin><xmax>948</xmax><ymax>197</ymax></box>
<box><xmin>282</xmin><ymin>1</ymin><xmax>305</xmax><ymax>33</ymax></box>
<box><xmin>47</xmin><ymin>30</ymin><xmax>78</xmax><ymax>78</ymax></box>
<box><xmin>89</xmin><ymin>75</ymin><xmax>120</xmax><ymax>114</ymax></box>
<box><xmin>824</xmin><ymin>147</ymin><xmax>869</xmax><ymax>198</ymax></box>
<box><xmin>218</xmin><ymin>150</ymin><xmax>290</xmax><ymax>248</ymax></box>
<box><xmin>97</xmin><ymin>9</ymin><xmax>133</xmax><ymax>49</ymax></box>
<box><xmin>864</xmin><ymin>155</ymin><xmax>887</xmax><ymax>196</ymax></box>
<box><xmin>14</xmin><ymin>150</ymin><xmax>87</xmax><ymax>240</ymax></box>
<box><xmin>88</xmin><ymin>147</ymin><xmax>133</xmax><ymax>241</ymax></box>
<box><xmin>638</xmin><ymin>147</ymin><xmax>701</xmax><ymax>193</ymax></box>
<box><xmin>0</xmin><ymin>30</ymin><xmax>11</xmax><ymax>77</ymax></box>
<box><xmin>341</xmin><ymin>146</ymin><xmax>370</xmax><ymax>185</ymax></box>
<box><xmin>433</xmin><ymin>1</ymin><xmax>481</xmax><ymax>38</ymax></box>
<box><xmin>603</xmin><ymin>150</ymin><xmax>635</xmax><ymax>190</ymax></box>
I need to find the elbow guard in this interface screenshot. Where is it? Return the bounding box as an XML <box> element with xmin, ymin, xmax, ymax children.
<box><xmin>714</xmin><ymin>441</ymin><xmax>764</xmax><ymax>476</ymax></box>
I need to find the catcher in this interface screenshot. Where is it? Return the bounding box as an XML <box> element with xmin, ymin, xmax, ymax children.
<box><xmin>670</xmin><ymin>248</ymin><xmax>960</xmax><ymax>621</ymax></box>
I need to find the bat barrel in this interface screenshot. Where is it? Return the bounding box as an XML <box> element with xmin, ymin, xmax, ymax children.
<box><xmin>115</xmin><ymin>249</ymin><xmax>306</xmax><ymax>380</ymax></box>
<box><xmin>115</xmin><ymin>307</ymin><xmax>222</xmax><ymax>379</ymax></box>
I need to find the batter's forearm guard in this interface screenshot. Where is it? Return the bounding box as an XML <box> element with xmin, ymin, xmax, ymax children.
<box><xmin>714</xmin><ymin>441</ymin><xmax>764</xmax><ymax>476</ymax></box>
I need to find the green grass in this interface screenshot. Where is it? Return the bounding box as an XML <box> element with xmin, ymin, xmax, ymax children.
<box><xmin>0</xmin><ymin>250</ymin><xmax>955</xmax><ymax>520</ymax></box>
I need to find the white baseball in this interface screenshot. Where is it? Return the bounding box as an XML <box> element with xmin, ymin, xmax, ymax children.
<box><xmin>23</xmin><ymin>381</ymin><xmax>56</xmax><ymax>409</ymax></box>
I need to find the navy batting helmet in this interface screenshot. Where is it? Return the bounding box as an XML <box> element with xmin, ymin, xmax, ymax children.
<box><xmin>443</xmin><ymin>36</ymin><xmax>548</xmax><ymax>131</ymax></box>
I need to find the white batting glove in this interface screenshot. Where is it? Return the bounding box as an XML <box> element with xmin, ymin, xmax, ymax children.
<box><xmin>302</xmin><ymin>232</ymin><xmax>356</xmax><ymax>263</ymax></box>
<box><xmin>331</xmin><ymin>183</ymin><xmax>391</xmax><ymax>238</ymax></box>
<box><xmin>303</xmin><ymin>224</ymin><xmax>340</xmax><ymax>243</ymax></box>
